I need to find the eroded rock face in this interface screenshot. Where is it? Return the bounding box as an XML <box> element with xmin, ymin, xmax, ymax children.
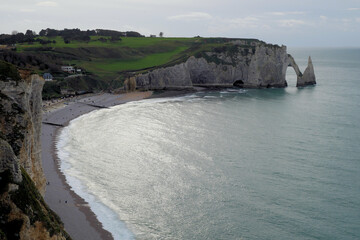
<box><xmin>296</xmin><ymin>56</ymin><xmax>316</xmax><ymax>87</ymax></box>
<box><xmin>0</xmin><ymin>74</ymin><xmax>46</xmax><ymax>193</ymax></box>
<box><xmin>136</xmin><ymin>41</ymin><xmax>316</xmax><ymax>90</ymax></box>
<box><xmin>0</xmin><ymin>139</ymin><xmax>22</xmax><ymax>183</ymax></box>
<box><xmin>0</xmin><ymin>73</ymin><xmax>71</xmax><ymax>239</ymax></box>
<box><xmin>136</xmin><ymin>63</ymin><xmax>193</xmax><ymax>90</ymax></box>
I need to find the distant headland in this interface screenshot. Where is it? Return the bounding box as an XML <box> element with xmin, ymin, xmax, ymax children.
<box><xmin>1</xmin><ymin>28</ymin><xmax>315</xmax><ymax>100</ymax></box>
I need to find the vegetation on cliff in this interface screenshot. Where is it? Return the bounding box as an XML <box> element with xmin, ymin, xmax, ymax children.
<box><xmin>0</xmin><ymin>61</ymin><xmax>21</xmax><ymax>82</ymax></box>
<box><xmin>0</xmin><ymin>167</ymin><xmax>71</xmax><ymax>240</ymax></box>
<box><xmin>1</xmin><ymin>28</ymin><xmax>274</xmax><ymax>98</ymax></box>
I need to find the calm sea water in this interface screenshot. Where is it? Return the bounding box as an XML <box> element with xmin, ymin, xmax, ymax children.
<box><xmin>57</xmin><ymin>48</ymin><xmax>360</xmax><ymax>240</ymax></box>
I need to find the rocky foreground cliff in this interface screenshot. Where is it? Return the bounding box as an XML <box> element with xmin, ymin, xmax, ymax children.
<box><xmin>0</xmin><ymin>61</ymin><xmax>70</xmax><ymax>239</ymax></box>
<box><xmin>136</xmin><ymin>40</ymin><xmax>316</xmax><ymax>90</ymax></box>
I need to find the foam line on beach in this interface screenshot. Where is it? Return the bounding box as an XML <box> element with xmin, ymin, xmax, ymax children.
<box><xmin>41</xmin><ymin>91</ymin><xmax>153</xmax><ymax>240</ymax></box>
<box><xmin>57</xmin><ymin>127</ymin><xmax>134</xmax><ymax>239</ymax></box>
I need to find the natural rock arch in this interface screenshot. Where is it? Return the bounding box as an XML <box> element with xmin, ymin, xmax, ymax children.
<box><xmin>135</xmin><ymin>44</ymin><xmax>316</xmax><ymax>90</ymax></box>
<box><xmin>287</xmin><ymin>54</ymin><xmax>316</xmax><ymax>87</ymax></box>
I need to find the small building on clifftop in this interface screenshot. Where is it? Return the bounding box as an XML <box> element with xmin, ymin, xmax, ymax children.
<box><xmin>61</xmin><ymin>66</ymin><xmax>75</xmax><ymax>73</ymax></box>
<box><xmin>43</xmin><ymin>73</ymin><xmax>53</xmax><ymax>81</ymax></box>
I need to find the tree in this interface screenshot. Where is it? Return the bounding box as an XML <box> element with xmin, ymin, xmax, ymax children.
<box><xmin>11</xmin><ymin>30</ymin><xmax>18</xmax><ymax>35</ymax></box>
<box><xmin>110</xmin><ymin>36</ymin><xmax>121</xmax><ymax>42</ymax></box>
<box><xmin>126</xmin><ymin>31</ymin><xmax>144</xmax><ymax>37</ymax></box>
<box><xmin>25</xmin><ymin>30</ymin><xmax>34</xmax><ymax>36</ymax></box>
<box><xmin>39</xmin><ymin>29</ymin><xmax>47</xmax><ymax>36</ymax></box>
<box><xmin>159</xmin><ymin>32</ymin><xmax>164</xmax><ymax>38</ymax></box>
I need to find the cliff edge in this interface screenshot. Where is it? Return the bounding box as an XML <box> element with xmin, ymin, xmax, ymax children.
<box><xmin>0</xmin><ymin>73</ymin><xmax>46</xmax><ymax>194</ymax></box>
<box><xmin>136</xmin><ymin>40</ymin><xmax>316</xmax><ymax>90</ymax></box>
<box><xmin>0</xmin><ymin>61</ymin><xmax>70</xmax><ymax>239</ymax></box>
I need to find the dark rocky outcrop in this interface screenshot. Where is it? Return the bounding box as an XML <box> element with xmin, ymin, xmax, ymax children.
<box><xmin>136</xmin><ymin>41</ymin><xmax>316</xmax><ymax>90</ymax></box>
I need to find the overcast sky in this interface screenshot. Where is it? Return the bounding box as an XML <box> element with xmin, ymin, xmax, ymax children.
<box><xmin>1</xmin><ymin>0</ymin><xmax>360</xmax><ymax>47</ymax></box>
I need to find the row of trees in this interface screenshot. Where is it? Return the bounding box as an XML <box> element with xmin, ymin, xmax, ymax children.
<box><xmin>0</xmin><ymin>28</ymin><xmax>145</xmax><ymax>45</ymax></box>
<box><xmin>0</xmin><ymin>31</ymin><xmax>37</xmax><ymax>45</ymax></box>
<box><xmin>0</xmin><ymin>49</ymin><xmax>63</xmax><ymax>72</ymax></box>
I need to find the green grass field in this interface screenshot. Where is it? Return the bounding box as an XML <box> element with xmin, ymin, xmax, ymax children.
<box><xmin>16</xmin><ymin>36</ymin><xmax>209</xmax><ymax>80</ymax></box>
<box><xmin>17</xmin><ymin>36</ymin><xmax>197</xmax><ymax>50</ymax></box>
<box><xmin>11</xmin><ymin>35</ymin><xmax>260</xmax><ymax>97</ymax></box>
<box><xmin>80</xmin><ymin>46</ymin><xmax>188</xmax><ymax>71</ymax></box>
<box><xmin>15</xmin><ymin>36</ymin><xmax>253</xmax><ymax>92</ymax></box>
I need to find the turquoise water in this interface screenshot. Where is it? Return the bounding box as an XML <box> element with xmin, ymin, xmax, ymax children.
<box><xmin>58</xmin><ymin>48</ymin><xmax>360</xmax><ymax>240</ymax></box>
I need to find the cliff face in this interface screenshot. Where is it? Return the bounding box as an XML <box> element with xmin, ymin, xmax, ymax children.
<box><xmin>0</xmin><ymin>68</ymin><xmax>70</xmax><ymax>239</ymax></box>
<box><xmin>0</xmin><ymin>74</ymin><xmax>45</xmax><ymax>193</ymax></box>
<box><xmin>136</xmin><ymin>41</ymin><xmax>316</xmax><ymax>90</ymax></box>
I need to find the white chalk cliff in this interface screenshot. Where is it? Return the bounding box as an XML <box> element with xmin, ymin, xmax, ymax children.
<box><xmin>136</xmin><ymin>41</ymin><xmax>316</xmax><ymax>90</ymax></box>
<box><xmin>0</xmin><ymin>68</ymin><xmax>70</xmax><ymax>239</ymax></box>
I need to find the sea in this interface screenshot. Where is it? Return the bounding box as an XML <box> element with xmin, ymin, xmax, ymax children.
<box><xmin>57</xmin><ymin>48</ymin><xmax>360</xmax><ymax>240</ymax></box>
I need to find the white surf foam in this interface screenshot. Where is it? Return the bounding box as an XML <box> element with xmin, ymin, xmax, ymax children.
<box><xmin>57</xmin><ymin>126</ymin><xmax>134</xmax><ymax>240</ymax></box>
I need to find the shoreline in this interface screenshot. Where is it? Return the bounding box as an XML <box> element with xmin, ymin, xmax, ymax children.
<box><xmin>42</xmin><ymin>91</ymin><xmax>153</xmax><ymax>240</ymax></box>
<box><xmin>41</xmin><ymin>90</ymin><xmax>193</xmax><ymax>239</ymax></box>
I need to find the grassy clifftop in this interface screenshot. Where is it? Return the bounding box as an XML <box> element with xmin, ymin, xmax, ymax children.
<box><xmin>15</xmin><ymin>36</ymin><xmax>197</xmax><ymax>80</ymax></box>
<box><xmin>15</xmin><ymin>36</ymin><xmax>261</xmax><ymax>78</ymax></box>
<box><xmin>2</xmin><ymin>36</ymin><xmax>263</xmax><ymax>97</ymax></box>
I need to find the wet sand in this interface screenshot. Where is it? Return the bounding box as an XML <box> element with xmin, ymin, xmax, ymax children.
<box><xmin>41</xmin><ymin>92</ymin><xmax>152</xmax><ymax>240</ymax></box>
